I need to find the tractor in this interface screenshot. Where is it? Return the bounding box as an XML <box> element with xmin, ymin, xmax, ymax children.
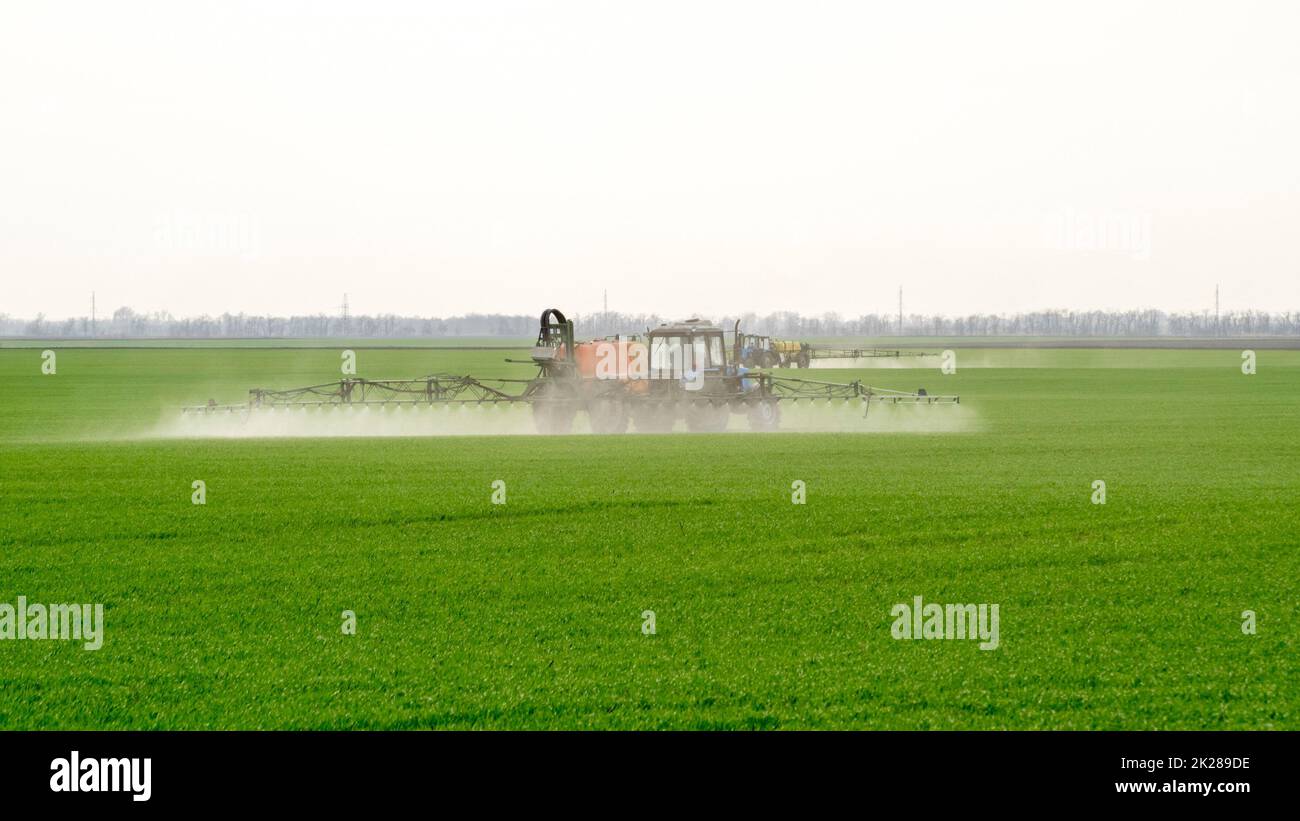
<box><xmin>526</xmin><ymin>309</ymin><xmax>781</xmax><ymax>433</ymax></box>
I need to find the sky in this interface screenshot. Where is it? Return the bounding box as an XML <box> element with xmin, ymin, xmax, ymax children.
<box><xmin>2</xmin><ymin>0</ymin><xmax>1298</xmax><ymax>321</ymax></box>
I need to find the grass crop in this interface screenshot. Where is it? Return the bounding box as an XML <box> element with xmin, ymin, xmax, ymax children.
<box><xmin>0</xmin><ymin>344</ymin><xmax>1294</xmax><ymax>728</ymax></box>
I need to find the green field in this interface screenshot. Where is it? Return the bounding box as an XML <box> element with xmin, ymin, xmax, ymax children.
<box><xmin>0</xmin><ymin>344</ymin><xmax>1295</xmax><ymax>729</ymax></box>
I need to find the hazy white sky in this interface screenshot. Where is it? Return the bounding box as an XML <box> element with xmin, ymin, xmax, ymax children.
<box><xmin>2</xmin><ymin>0</ymin><xmax>1297</xmax><ymax>320</ymax></box>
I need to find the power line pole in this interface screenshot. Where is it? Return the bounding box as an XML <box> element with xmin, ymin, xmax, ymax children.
<box><xmin>1214</xmin><ymin>283</ymin><xmax>1219</xmax><ymax>336</ymax></box>
<box><xmin>91</xmin><ymin>291</ymin><xmax>96</xmax><ymax>337</ymax></box>
<box><xmin>898</xmin><ymin>287</ymin><xmax>903</xmax><ymax>335</ymax></box>
<box><xmin>341</xmin><ymin>293</ymin><xmax>350</xmax><ymax>335</ymax></box>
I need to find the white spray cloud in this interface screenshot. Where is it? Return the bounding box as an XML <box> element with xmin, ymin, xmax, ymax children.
<box><xmin>131</xmin><ymin>398</ymin><xmax>978</xmax><ymax>439</ymax></box>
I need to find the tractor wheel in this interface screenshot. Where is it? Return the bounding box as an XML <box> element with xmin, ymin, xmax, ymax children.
<box><xmin>632</xmin><ymin>402</ymin><xmax>676</xmax><ymax>433</ymax></box>
<box><xmin>588</xmin><ymin>395</ymin><xmax>629</xmax><ymax>434</ymax></box>
<box><xmin>797</xmin><ymin>352</ymin><xmax>811</xmax><ymax>369</ymax></box>
<box><xmin>747</xmin><ymin>400</ymin><xmax>781</xmax><ymax>431</ymax></box>
<box><xmin>685</xmin><ymin>401</ymin><xmax>730</xmax><ymax>433</ymax></box>
<box><xmin>532</xmin><ymin>382</ymin><xmax>577</xmax><ymax>434</ymax></box>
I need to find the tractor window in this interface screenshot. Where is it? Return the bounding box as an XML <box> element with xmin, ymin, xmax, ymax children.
<box><xmin>708</xmin><ymin>336</ymin><xmax>723</xmax><ymax>368</ymax></box>
<box><xmin>651</xmin><ymin>333</ymin><xmax>723</xmax><ymax>377</ymax></box>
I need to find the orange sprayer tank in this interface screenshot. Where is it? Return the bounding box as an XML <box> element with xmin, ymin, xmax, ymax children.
<box><xmin>574</xmin><ymin>338</ymin><xmax>649</xmax><ymax>392</ymax></box>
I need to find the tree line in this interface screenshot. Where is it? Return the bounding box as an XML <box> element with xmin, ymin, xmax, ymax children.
<box><xmin>3</xmin><ymin>305</ymin><xmax>1297</xmax><ymax>338</ymax></box>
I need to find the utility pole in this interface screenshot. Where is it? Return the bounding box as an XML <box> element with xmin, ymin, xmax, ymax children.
<box><xmin>1215</xmin><ymin>283</ymin><xmax>1219</xmax><ymax>336</ymax></box>
<box><xmin>898</xmin><ymin>287</ymin><xmax>903</xmax><ymax>335</ymax></box>
<box><xmin>91</xmin><ymin>291</ymin><xmax>96</xmax><ymax>337</ymax></box>
<box><xmin>341</xmin><ymin>293</ymin><xmax>350</xmax><ymax>335</ymax></box>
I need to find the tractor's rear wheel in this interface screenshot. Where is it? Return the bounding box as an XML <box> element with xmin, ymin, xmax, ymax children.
<box><xmin>747</xmin><ymin>399</ymin><xmax>781</xmax><ymax>431</ymax></box>
<box><xmin>685</xmin><ymin>401</ymin><xmax>730</xmax><ymax>433</ymax></box>
<box><xmin>588</xmin><ymin>395</ymin><xmax>629</xmax><ymax>434</ymax></box>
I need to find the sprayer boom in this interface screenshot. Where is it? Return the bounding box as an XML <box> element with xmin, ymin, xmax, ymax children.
<box><xmin>183</xmin><ymin>308</ymin><xmax>958</xmax><ymax>432</ymax></box>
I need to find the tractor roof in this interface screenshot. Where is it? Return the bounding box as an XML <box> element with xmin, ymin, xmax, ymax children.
<box><xmin>651</xmin><ymin>318</ymin><xmax>723</xmax><ymax>336</ymax></box>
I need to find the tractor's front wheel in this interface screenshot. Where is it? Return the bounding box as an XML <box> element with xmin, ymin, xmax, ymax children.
<box><xmin>632</xmin><ymin>401</ymin><xmax>676</xmax><ymax>433</ymax></box>
<box><xmin>532</xmin><ymin>382</ymin><xmax>578</xmax><ymax>434</ymax></box>
<box><xmin>685</xmin><ymin>401</ymin><xmax>730</xmax><ymax>433</ymax></box>
<box><xmin>747</xmin><ymin>400</ymin><xmax>781</xmax><ymax>432</ymax></box>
